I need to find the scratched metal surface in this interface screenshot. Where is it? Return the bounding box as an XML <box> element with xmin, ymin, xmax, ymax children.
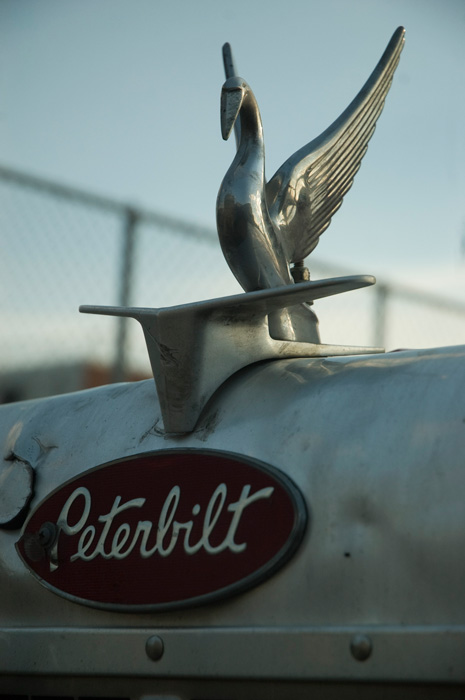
<box><xmin>0</xmin><ymin>346</ymin><xmax>464</xmax><ymax>683</ymax></box>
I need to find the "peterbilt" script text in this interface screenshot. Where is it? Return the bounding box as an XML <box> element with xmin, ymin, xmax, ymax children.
<box><xmin>50</xmin><ymin>482</ymin><xmax>274</xmax><ymax>570</ymax></box>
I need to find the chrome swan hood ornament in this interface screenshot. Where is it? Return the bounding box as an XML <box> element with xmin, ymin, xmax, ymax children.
<box><xmin>217</xmin><ymin>28</ymin><xmax>404</xmax><ymax>341</ymax></box>
<box><xmin>81</xmin><ymin>28</ymin><xmax>404</xmax><ymax>433</ymax></box>
<box><xmin>216</xmin><ymin>73</ymin><xmax>320</xmax><ymax>342</ymax></box>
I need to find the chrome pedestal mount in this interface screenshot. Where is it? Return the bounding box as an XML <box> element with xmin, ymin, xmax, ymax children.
<box><xmin>81</xmin><ymin>28</ymin><xmax>405</xmax><ymax>434</ymax></box>
<box><xmin>81</xmin><ymin>276</ymin><xmax>378</xmax><ymax>434</ymax></box>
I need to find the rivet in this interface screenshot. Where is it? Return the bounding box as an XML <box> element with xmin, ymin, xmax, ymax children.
<box><xmin>350</xmin><ymin>634</ymin><xmax>372</xmax><ymax>661</ymax></box>
<box><xmin>146</xmin><ymin>634</ymin><xmax>164</xmax><ymax>661</ymax></box>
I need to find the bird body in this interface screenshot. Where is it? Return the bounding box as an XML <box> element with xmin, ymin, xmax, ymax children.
<box><xmin>216</xmin><ymin>77</ymin><xmax>319</xmax><ymax>341</ymax></box>
<box><xmin>217</xmin><ymin>77</ymin><xmax>293</xmax><ymax>292</ymax></box>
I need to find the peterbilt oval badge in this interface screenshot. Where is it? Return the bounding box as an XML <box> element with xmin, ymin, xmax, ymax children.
<box><xmin>16</xmin><ymin>450</ymin><xmax>307</xmax><ymax>611</ymax></box>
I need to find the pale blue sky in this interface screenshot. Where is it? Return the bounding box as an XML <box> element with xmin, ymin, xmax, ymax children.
<box><xmin>1</xmin><ymin>0</ymin><xmax>465</xmax><ymax>286</ymax></box>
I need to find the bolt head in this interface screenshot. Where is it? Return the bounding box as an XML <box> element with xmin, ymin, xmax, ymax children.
<box><xmin>146</xmin><ymin>634</ymin><xmax>164</xmax><ymax>661</ymax></box>
<box><xmin>350</xmin><ymin>634</ymin><xmax>372</xmax><ymax>661</ymax></box>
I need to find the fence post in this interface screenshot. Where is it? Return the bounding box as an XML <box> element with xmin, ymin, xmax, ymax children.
<box><xmin>113</xmin><ymin>207</ymin><xmax>138</xmax><ymax>383</ymax></box>
<box><xmin>373</xmin><ymin>283</ymin><xmax>388</xmax><ymax>349</ymax></box>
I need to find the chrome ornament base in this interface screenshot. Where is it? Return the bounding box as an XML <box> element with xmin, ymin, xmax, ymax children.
<box><xmin>81</xmin><ymin>274</ymin><xmax>382</xmax><ymax>433</ymax></box>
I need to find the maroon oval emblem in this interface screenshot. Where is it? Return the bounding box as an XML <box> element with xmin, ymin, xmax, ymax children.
<box><xmin>16</xmin><ymin>450</ymin><xmax>307</xmax><ymax>611</ymax></box>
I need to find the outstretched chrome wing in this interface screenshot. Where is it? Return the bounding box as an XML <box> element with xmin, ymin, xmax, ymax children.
<box><xmin>266</xmin><ymin>27</ymin><xmax>405</xmax><ymax>264</ymax></box>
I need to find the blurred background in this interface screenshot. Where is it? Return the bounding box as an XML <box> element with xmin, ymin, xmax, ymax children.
<box><xmin>1</xmin><ymin>0</ymin><xmax>465</xmax><ymax>402</ymax></box>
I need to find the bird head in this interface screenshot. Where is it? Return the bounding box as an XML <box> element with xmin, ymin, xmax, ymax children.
<box><xmin>221</xmin><ymin>76</ymin><xmax>248</xmax><ymax>140</ymax></box>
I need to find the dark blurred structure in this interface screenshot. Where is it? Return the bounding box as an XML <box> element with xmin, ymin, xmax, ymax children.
<box><xmin>0</xmin><ymin>363</ymin><xmax>149</xmax><ymax>404</ymax></box>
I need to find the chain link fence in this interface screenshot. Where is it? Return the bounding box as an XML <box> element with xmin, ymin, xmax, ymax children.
<box><xmin>1</xmin><ymin>165</ymin><xmax>465</xmax><ymax>401</ymax></box>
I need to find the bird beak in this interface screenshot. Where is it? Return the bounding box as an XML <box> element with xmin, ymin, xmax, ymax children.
<box><xmin>221</xmin><ymin>87</ymin><xmax>244</xmax><ymax>140</ymax></box>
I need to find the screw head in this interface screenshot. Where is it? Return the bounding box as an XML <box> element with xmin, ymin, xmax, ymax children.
<box><xmin>146</xmin><ymin>634</ymin><xmax>164</xmax><ymax>661</ymax></box>
<box><xmin>39</xmin><ymin>521</ymin><xmax>58</xmax><ymax>548</ymax></box>
<box><xmin>350</xmin><ymin>634</ymin><xmax>372</xmax><ymax>661</ymax></box>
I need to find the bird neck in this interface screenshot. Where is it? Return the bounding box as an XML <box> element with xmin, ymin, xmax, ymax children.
<box><xmin>235</xmin><ymin>89</ymin><xmax>265</xmax><ymax>176</ymax></box>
